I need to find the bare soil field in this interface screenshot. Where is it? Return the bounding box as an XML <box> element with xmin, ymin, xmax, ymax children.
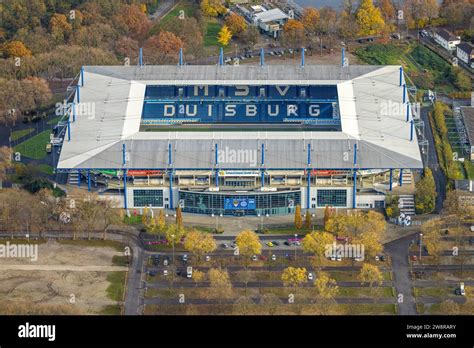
<box><xmin>0</xmin><ymin>240</ymin><xmax>126</xmax><ymax>314</ymax></box>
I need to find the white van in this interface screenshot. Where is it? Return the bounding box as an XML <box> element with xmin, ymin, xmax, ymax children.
<box><xmin>187</xmin><ymin>266</ymin><xmax>193</xmax><ymax>279</ymax></box>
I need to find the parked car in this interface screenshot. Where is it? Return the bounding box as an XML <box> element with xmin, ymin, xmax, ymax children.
<box><xmin>411</xmin><ymin>255</ymin><xmax>418</xmax><ymax>262</ymax></box>
<box><xmin>354</xmin><ymin>256</ymin><xmax>364</xmax><ymax>262</ymax></box>
<box><xmin>187</xmin><ymin>266</ymin><xmax>193</xmax><ymax>278</ymax></box>
<box><xmin>221</xmin><ymin>243</ymin><xmax>229</xmax><ymax>249</ymax></box>
<box><xmin>182</xmin><ymin>254</ymin><xmax>188</xmax><ymax>262</ymax></box>
<box><xmin>205</xmin><ymin>255</ymin><xmax>211</xmax><ymax>262</ymax></box>
<box><xmin>163</xmin><ymin>269</ymin><xmax>168</xmax><ymax>276</ymax></box>
<box><xmin>470</xmin><ymin>226</ymin><xmax>474</xmax><ymax>232</ymax></box>
<box><xmin>163</xmin><ymin>258</ymin><xmax>169</xmax><ymax>266</ymax></box>
<box><xmin>271</xmin><ymin>254</ymin><xmax>276</xmax><ymax>261</ymax></box>
<box><xmin>375</xmin><ymin>255</ymin><xmax>380</xmax><ymax>261</ymax></box>
<box><xmin>148</xmin><ymin>270</ymin><xmax>157</xmax><ymax>277</ymax></box>
<box><xmin>252</xmin><ymin>255</ymin><xmax>258</xmax><ymax>261</ymax></box>
<box><xmin>46</xmin><ymin>143</ymin><xmax>52</xmax><ymax>153</ymax></box>
<box><xmin>379</xmin><ymin>255</ymin><xmax>386</xmax><ymax>262</ymax></box>
<box><xmin>272</xmin><ymin>241</ymin><xmax>280</xmax><ymax>246</ymax></box>
<box><xmin>266</xmin><ymin>241</ymin><xmax>274</xmax><ymax>247</ymax></box>
<box><xmin>259</xmin><ymin>255</ymin><xmax>268</xmax><ymax>261</ymax></box>
<box><xmin>308</xmin><ymin>272</ymin><xmax>314</xmax><ymax>281</ymax></box>
<box><xmin>336</xmin><ymin>255</ymin><xmax>342</xmax><ymax>262</ymax></box>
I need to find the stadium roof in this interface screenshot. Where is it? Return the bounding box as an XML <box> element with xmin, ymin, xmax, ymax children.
<box><xmin>57</xmin><ymin>64</ymin><xmax>423</xmax><ymax>171</ymax></box>
<box><xmin>461</xmin><ymin>106</ymin><xmax>474</xmax><ymax>146</ymax></box>
<box><xmin>253</xmin><ymin>8</ymin><xmax>289</xmax><ymax>23</ymax></box>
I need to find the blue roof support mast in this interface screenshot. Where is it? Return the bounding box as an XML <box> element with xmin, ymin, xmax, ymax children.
<box><xmin>307</xmin><ymin>143</ymin><xmax>311</xmax><ymax>210</ymax></box>
<box><xmin>399</xmin><ymin>67</ymin><xmax>403</xmax><ymax>87</ymax></box>
<box><xmin>122</xmin><ymin>143</ymin><xmax>127</xmax><ymax>209</ymax></box>
<box><xmin>87</xmin><ymin>169</ymin><xmax>91</xmax><ymax>191</ymax></box>
<box><xmin>219</xmin><ymin>47</ymin><xmax>224</xmax><ymax>66</ymax></box>
<box><xmin>260</xmin><ymin>48</ymin><xmax>265</xmax><ymax>66</ymax></box>
<box><xmin>179</xmin><ymin>48</ymin><xmax>184</xmax><ymax>66</ymax></box>
<box><xmin>389</xmin><ymin>169</ymin><xmax>393</xmax><ymax>191</ymax></box>
<box><xmin>215</xmin><ymin>143</ymin><xmax>219</xmax><ymax>188</ymax></box>
<box><xmin>168</xmin><ymin>143</ymin><xmax>173</xmax><ymax>210</ymax></box>
<box><xmin>341</xmin><ymin>47</ymin><xmax>345</xmax><ymax>67</ymax></box>
<box><xmin>301</xmin><ymin>47</ymin><xmax>305</xmax><ymax>67</ymax></box>
<box><xmin>139</xmin><ymin>48</ymin><xmax>143</xmax><ymax>67</ymax></box>
<box><xmin>80</xmin><ymin>66</ymin><xmax>84</xmax><ymax>87</ymax></box>
<box><xmin>261</xmin><ymin>143</ymin><xmax>265</xmax><ymax>187</ymax></box>
<box><xmin>352</xmin><ymin>143</ymin><xmax>358</xmax><ymax>209</ymax></box>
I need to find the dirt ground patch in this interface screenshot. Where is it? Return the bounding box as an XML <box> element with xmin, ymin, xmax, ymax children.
<box><xmin>0</xmin><ymin>240</ymin><xmax>126</xmax><ymax>314</ymax></box>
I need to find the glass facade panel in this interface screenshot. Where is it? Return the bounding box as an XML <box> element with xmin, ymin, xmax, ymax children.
<box><xmin>179</xmin><ymin>190</ymin><xmax>301</xmax><ymax>216</ymax></box>
<box><xmin>316</xmin><ymin>189</ymin><xmax>347</xmax><ymax>207</ymax></box>
<box><xmin>133</xmin><ymin>189</ymin><xmax>164</xmax><ymax>207</ymax></box>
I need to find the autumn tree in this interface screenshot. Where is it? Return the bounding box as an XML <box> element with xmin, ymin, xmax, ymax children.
<box><xmin>422</xmin><ymin>219</ymin><xmax>443</xmax><ymax>270</ymax></box>
<box><xmin>49</xmin><ymin>13</ymin><xmax>72</xmax><ymax>44</ymax></box>
<box><xmin>192</xmin><ymin>269</ymin><xmax>206</xmax><ymax>287</ymax></box>
<box><xmin>294</xmin><ymin>204</ymin><xmax>303</xmax><ymax>230</ymax></box>
<box><xmin>438</xmin><ymin>299</ymin><xmax>460</xmax><ymax>315</ymax></box>
<box><xmin>201</xmin><ymin>0</ymin><xmax>227</xmax><ymax>18</ymax></box>
<box><xmin>3</xmin><ymin>40</ymin><xmax>32</xmax><ymax>58</ymax></box>
<box><xmin>208</xmin><ymin>268</ymin><xmax>232</xmax><ymax>304</ymax></box>
<box><xmin>165</xmin><ymin>223</ymin><xmax>186</xmax><ymax>246</ymax></box>
<box><xmin>304</xmin><ymin>210</ymin><xmax>312</xmax><ymax>229</ymax></box>
<box><xmin>259</xmin><ymin>293</ymin><xmax>283</xmax><ymax>315</ymax></box>
<box><xmin>415</xmin><ymin>168</ymin><xmax>437</xmax><ymax>214</ymax></box>
<box><xmin>217</xmin><ymin>25</ymin><xmax>232</xmax><ymax>46</ymax></box>
<box><xmin>235</xmin><ymin>269</ymin><xmax>256</xmax><ymax>295</ymax></box>
<box><xmin>301</xmin><ymin>7</ymin><xmax>320</xmax><ymax>36</ymax></box>
<box><xmin>281</xmin><ymin>266</ymin><xmax>307</xmax><ymax>297</ymax></box>
<box><xmin>0</xmin><ymin>147</ymin><xmax>12</xmax><ymax>183</ymax></box>
<box><xmin>359</xmin><ymin>263</ymin><xmax>383</xmax><ymax>298</ymax></box>
<box><xmin>225</xmin><ymin>13</ymin><xmax>247</xmax><ymax>36</ymax></box>
<box><xmin>313</xmin><ymin>271</ymin><xmax>339</xmax><ymax>299</ymax></box>
<box><xmin>115</xmin><ymin>4</ymin><xmax>152</xmax><ymax>42</ymax></box>
<box><xmin>323</xmin><ymin>205</ymin><xmax>335</xmax><ymax>230</ymax></box>
<box><xmin>157</xmin><ymin>209</ymin><xmax>166</xmax><ymax>233</ymax></box>
<box><xmin>355</xmin><ymin>0</ymin><xmax>385</xmax><ymax>36</ymax></box>
<box><xmin>282</xmin><ymin>19</ymin><xmax>306</xmax><ymax>50</ymax></box>
<box><xmin>235</xmin><ymin>230</ymin><xmax>262</xmax><ymax>267</ymax></box>
<box><xmin>114</xmin><ymin>36</ymin><xmax>139</xmax><ymax>62</ymax></box>
<box><xmin>144</xmin><ymin>31</ymin><xmax>183</xmax><ymax>64</ymax></box>
<box><xmin>166</xmin><ymin>17</ymin><xmax>204</xmax><ymax>59</ymax></box>
<box><xmin>302</xmin><ymin>231</ymin><xmax>334</xmax><ymax>265</ymax></box>
<box><xmin>176</xmin><ymin>205</ymin><xmax>183</xmax><ymax>228</ymax></box>
<box><xmin>184</xmin><ymin>230</ymin><xmax>217</xmax><ymax>261</ymax></box>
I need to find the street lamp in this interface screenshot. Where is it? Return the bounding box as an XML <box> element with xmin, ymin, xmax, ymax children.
<box><xmin>171</xmin><ymin>234</ymin><xmax>175</xmax><ymax>263</ymax></box>
<box><xmin>294</xmin><ymin>233</ymin><xmax>298</xmax><ymax>261</ymax></box>
<box><xmin>419</xmin><ymin>233</ymin><xmax>423</xmax><ymax>264</ymax></box>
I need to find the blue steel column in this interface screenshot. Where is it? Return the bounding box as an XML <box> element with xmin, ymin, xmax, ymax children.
<box><xmin>87</xmin><ymin>170</ymin><xmax>91</xmax><ymax>191</ymax></box>
<box><xmin>341</xmin><ymin>47</ymin><xmax>345</xmax><ymax>67</ymax></box>
<box><xmin>352</xmin><ymin>143</ymin><xmax>358</xmax><ymax>209</ymax></box>
<box><xmin>215</xmin><ymin>143</ymin><xmax>219</xmax><ymax>188</ymax></box>
<box><xmin>67</xmin><ymin>119</ymin><xmax>71</xmax><ymax>141</ymax></box>
<box><xmin>76</xmin><ymin>85</ymin><xmax>80</xmax><ymax>103</ymax></box>
<box><xmin>168</xmin><ymin>143</ymin><xmax>174</xmax><ymax>209</ymax></box>
<box><xmin>399</xmin><ymin>67</ymin><xmax>403</xmax><ymax>87</ymax></box>
<box><xmin>122</xmin><ymin>143</ymin><xmax>127</xmax><ymax>209</ymax></box>
<box><xmin>261</xmin><ymin>143</ymin><xmax>265</xmax><ymax>187</ymax></box>
<box><xmin>389</xmin><ymin>169</ymin><xmax>393</xmax><ymax>191</ymax></box>
<box><xmin>80</xmin><ymin>66</ymin><xmax>84</xmax><ymax>87</ymax></box>
<box><xmin>307</xmin><ymin>143</ymin><xmax>311</xmax><ymax>210</ymax></box>
<box><xmin>139</xmin><ymin>48</ymin><xmax>143</xmax><ymax>67</ymax></box>
<box><xmin>399</xmin><ymin>168</ymin><xmax>403</xmax><ymax>187</ymax></box>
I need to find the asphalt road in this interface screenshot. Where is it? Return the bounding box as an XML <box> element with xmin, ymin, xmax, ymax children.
<box><xmin>384</xmin><ymin>232</ymin><xmax>419</xmax><ymax>315</ymax></box>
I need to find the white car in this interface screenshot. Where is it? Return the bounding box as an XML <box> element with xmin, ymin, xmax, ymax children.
<box><xmin>308</xmin><ymin>272</ymin><xmax>314</xmax><ymax>281</ymax></box>
<box><xmin>470</xmin><ymin>226</ymin><xmax>474</xmax><ymax>232</ymax></box>
<box><xmin>271</xmin><ymin>254</ymin><xmax>276</xmax><ymax>261</ymax></box>
<box><xmin>205</xmin><ymin>255</ymin><xmax>211</xmax><ymax>262</ymax></box>
<box><xmin>355</xmin><ymin>256</ymin><xmax>364</xmax><ymax>262</ymax></box>
<box><xmin>336</xmin><ymin>255</ymin><xmax>342</xmax><ymax>262</ymax></box>
<box><xmin>252</xmin><ymin>255</ymin><xmax>258</xmax><ymax>261</ymax></box>
<box><xmin>330</xmin><ymin>254</ymin><xmax>336</xmax><ymax>261</ymax></box>
<box><xmin>163</xmin><ymin>270</ymin><xmax>168</xmax><ymax>276</ymax></box>
<box><xmin>375</xmin><ymin>255</ymin><xmax>380</xmax><ymax>261</ymax></box>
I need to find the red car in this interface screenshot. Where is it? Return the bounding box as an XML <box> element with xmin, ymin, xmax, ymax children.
<box><xmin>259</xmin><ymin>255</ymin><xmax>268</xmax><ymax>261</ymax></box>
<box><xmin>411</xmin><ymin>255</ymin><xmax>418</xmax><ymax>261</ymax></box>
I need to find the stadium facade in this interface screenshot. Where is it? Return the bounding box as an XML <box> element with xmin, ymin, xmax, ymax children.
<box><xmin>57</xmin><ymin>50</ymin><xmax>423</xmax><ymax>216</ymax></box>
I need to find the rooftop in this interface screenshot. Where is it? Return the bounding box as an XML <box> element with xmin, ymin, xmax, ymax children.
<box><xmin>461</xmin><ymin>106</ymin><xmax>474</xmax><ymax>145</ymax></box>
<box><xmin>253</xmin><ymin>8</ymin><xmax>289</xmax><ymax>23</ymax></box>
<box><xmin>57</xmin><ymin>64</ymin><xmax>423</xmax><ymax>171</ymax></box>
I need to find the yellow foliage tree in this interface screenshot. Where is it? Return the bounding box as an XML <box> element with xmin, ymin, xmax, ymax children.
<box><xmin>201</xmin><ymin>0</ymin><xmax>226</xmax><ymax>18</ymax></box>
<box><xmin>302</xmin><ymin>231</ymin><xmax>334</xmax><ymax>263</ymax></box>
<box><xmin>236</xmin><ymin>230</ymin><xmax>261</xmax><ymax>266</ymax></box>
<box><xmin>313</xmin><ymin>271</ymin><xmax>339</xmax><ymax>299</ymax></box>
<box><xmin>294</xmin><ymin>205</ymin><xmax>303</xmax><ymax>230</ymax></box>
<box><xmin>157</xmin><ymin>209</ymin><xmax>166</xmax><ymax>233</ymax></box>
<box><xmin>358</xmin><ymin>263</ymin><xmax>383</xmax><ymax>293</ymax></box>
<box><xmin>281</xmin><ymin>267</ymin><xmax>307</xmax><ymax>295</ymax></box>
<box><xmin>184</xmin><ymin>230</ymin><xmax>217</xmax><ymax>261</ymax></box>
<box><xmin>3</xmin><ymin>40</ymin><xmax>32</xmax><ymax>58</ymax></box>
<box><xmin>225</xmin><ymin>13</ymin><xmax>247</xmax><ymax>35</ymax></box>
<box><xmin>217</xmin><ymin>25</ymin><xmax>232</xmax><ymax>46</ymax></box>
<box><xmin>355</xmin><ymin>0</ymin><xmax>385</xmax><ymax>36</ymax></box>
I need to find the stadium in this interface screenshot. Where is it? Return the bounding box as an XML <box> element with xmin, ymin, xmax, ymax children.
<box><xmin>56</xmin><ymin>49</ymin><xmax>423</xmax><ymax>216</ymax></box>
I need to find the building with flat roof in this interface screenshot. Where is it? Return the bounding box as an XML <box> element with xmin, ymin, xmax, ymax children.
<box><xmin>56</xmin><ymin>50</ymin><xmax>422</xmax><ymax>215</ymax></box>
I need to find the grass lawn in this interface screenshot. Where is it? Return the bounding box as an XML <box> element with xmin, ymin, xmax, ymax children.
<box><xmin>13</xmin><ymin>130</ymin><xmax>51</xmax><ymax>159</ymax></box>
<box><xmin>204</xmin><ymin>21</ymin><xmax>221</xmax><ymax>47</ymax></box>
<box><xmin>47</xmin><ymin>116</ymin><xmax>62</xmax><ymax>125</ymax></box>
<box><xmin>37</xmin><ymin>164</ymin><xmax>54</xmax><ymax>175</ymax></box>
<box><xmin>151</xmin><ymin>0</ymin><xmax>196</xmax><ymax>34</ymax></box>
<box><xmin>100</xmin><ymin>304</ymin><xmax>122</xmax><ymax>315</ymax></box>
<box><xmin>106</xmin><ymin>271</ymin><xmax>126</xmax><ymax>302</ymax></box>
<box><xmin>11</xmin><ymin>128</ymin><xmax>34</xmax><ymax>141</ymax></box>
<box><xmin>112</xmin><ymin>255</ymin><xmax>130</xmax><ymax>267</ymax></box>
<box><xmin>413</xmin><ymin>286</ymin><xmax>456</xmax><ymax>298</ymax></box>
<box><xmin>123</xmin><ymin>215</ymin><xmax>143</xmax><ymax>225</ymax></box>
<box><xmin>57</xmin><ymin>239</ymin><xmax>125</xmax><ymax>252</ymax></box>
